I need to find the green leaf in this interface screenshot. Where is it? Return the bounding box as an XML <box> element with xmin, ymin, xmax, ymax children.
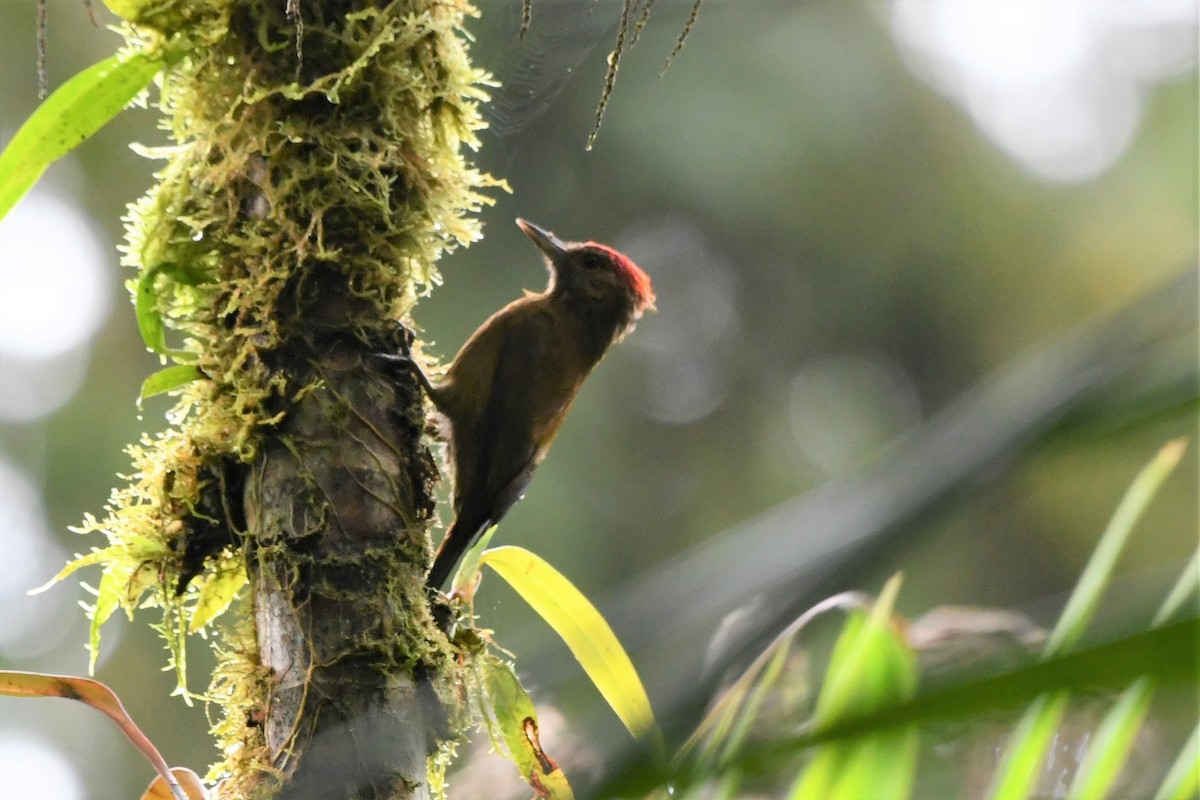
<box><xmin>1152</xmin><ymin>549</ymin><xmax>1199</xmax><ymax>628</ymax></box>
<box><xmin>987</xmin><ymin>690</ymin><xmax>1070</xmax><ymax>800</ymax></box>
<box><xmin>813</xmin><ymin>574</ymin><xmax>915</xmax><ymax>728</ymax></box>
<box><xmin>1153</xmin><ymin>721</ymin><xmax>1200</xmax><ymax>800</ymax></box>
<box><xmin>139</xmin><ymin>365</ymin><xmax>203</xmax><ymax>402</ymax></box>
<box><xmin>187</xmin><ymin>564</ymin><xmax>247</xmax><ymax>633</ymax></box>
<box><xmin>791</xmin><ymin>575</ymin><xmax>919</xmax><ymax>800</ymax></box>
<box><xmin>90</xmin><ymin>569</ymin><xmax>126</xmax><ymax>673</ymax></box>
<box><xmin>134</xmin><ymin>261</ymin><xmax>210</xmax><ymax>356</ymax></box>
<box><xmin>987</xmin><ymin>440</ymin><xmax>1186</xmax><ymax>800</ymax></box>
<box><xmin>482</xmin><ymin>657</ymin><xmax>575</xmax><ymax>800</ymax></box>
<box><xmin>717</xmin><ymin>637</ymin><xmax>792</xmax><ymax>767</ymax></box>
<box><xmin>1044</xmin><ymin>439</ymin><xmax>1187</xmax><ymax>659</ymax></box>
<box><xmin>679</xmin><ymin>591</ymin><xmax>869</xmax><ymax>769</ymax></box>
<box><xmin>28</xmin><ymin>545</ymin><xmax>124</xmax><ymax>593</ymax></box>
<box><xmin>835</xmin><ymin>727</ymin><xmax>919</xmax><ymax>800</ymax></box>
<box><xmin>1067</xmin><ymin>677</ymin><xmax>1154</xmax><ymax>800</ymax></box>
<box><xmin>450</xmin><ymin>523</ymin><xmax>498</xmax><ymax>596</ymax></box>
<box><xmin>790</xmin><ymin>726</ymin><xmax>919</xmax><ymax>800</ymax></box>
<box><xmin>0</xmin><ymin>49</ymin><xmax>164</xmax><ymax>223</ymax></box>
<box><xmin>480</xmin><ymin>546</ymin><xmax>662</xmax><ymax>751</ymax></box>
<box><xmin>604</xmin><ymin>620</ymin><xmax>1198</xmax><ymax>800</ymax></box>
<box><xmin>135</xmin><ymin>266</ymin><xmax>171</xmax><ymax>355</ymax></box>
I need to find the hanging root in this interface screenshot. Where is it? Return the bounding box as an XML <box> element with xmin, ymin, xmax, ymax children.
<box><xmin>662</xmin><ymin>0</ymin><xmax>702</xmax><ymax>76</ymax></box>
<box><xmin>520</xmin><ymin>0</ymin><xmax>532</xmax><ymax>40</ymax></box>
<box><xmin>584</xmin><ymin>0</ymin><xmax>703</xmax><ymax>149</ymax></box>
<box><xmin>586</xmin><ymin>0</ymin><xmax>634</xmax><ymax>150</ymax></box>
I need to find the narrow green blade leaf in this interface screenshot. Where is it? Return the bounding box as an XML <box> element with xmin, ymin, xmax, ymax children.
<box><xmin>140</xmin><ymin>365</ymin><xmax>203</xmax><ymax>402</ymax></box>
<box><xmin>833</xmin><ymin>726</ymin><xmax>919</xmax><ymax>800</ymax></box>
<box><xmin>679</xmin><ymin>591</ymin><xmax>869</xmax><ymax>767</ymax></box>
<box><xmin>90</xmin><ymin>568</ymin><xmax>125</xmax><ymax>673</ymax></box>
<box><xmin>1152</xmin><ymin>549</ymin><xmax>1199</xmax><ymax>628</ymax></box>
<box><xmin>1067</xmin><ymin>677</ymin><xmax>1154</xmax><ymax>800</ymax></box>
<box><xmin>788</xmin><ymin>744</ymin><xmax>841</xmax><ymax>800</ymax></box>
<box><xmin>792</xmin><ymin>576</ymin><xmax>919</xmax><ymax>800</ymax></box>
<box><xmin>987</xmin><ymin>690</ymin><xmax>1070</xmax><ymax>800</ymax></box>
<box><xmin>1044</xmin><ymin>439</ymin><xmax>1187</xmax><ymax>659</ymax></box>
<box><xmin>814</xmin><ymin>574</ymin><xmax>915</xmax><ymax>727</ymax></box>
<box><xmin>719</xmin><ymin>637</ymin><xmax>792</xmax><ymax>766</ymax></box>
<box><xmin>789</xmin><ymin>727</ymin><xmax>920</xmax><ymax>800</ymax></box>
<box><xmin>480</xmin><ymin>545</ymin><xmax>662</xmax><ymax>750</ymax></box>
<box><xmin>1152</xmin><ymin>721</ymin><xmax>1200</xmax><ymax>800</ymax></box>
<box><xmin>0</xmin><ymin>49</ymin><xmax>164</xmax><ymax>222</ymax></box>
<box><xmin>450</xmin><ymin>523</ymin><xmax>498</xmax><ymax>595</ymax></box>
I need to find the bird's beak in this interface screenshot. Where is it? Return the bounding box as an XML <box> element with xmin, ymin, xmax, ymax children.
<box><xmin>516</xmin><ymin>218</ymin><xmax>567</xmax><ymax>262</ymax></box>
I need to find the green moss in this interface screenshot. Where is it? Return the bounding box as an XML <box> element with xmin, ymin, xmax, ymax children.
<box><xmin>57</xmin><ymin>2</ymin><xmax>500</xmax><ymax>782</ymax></box>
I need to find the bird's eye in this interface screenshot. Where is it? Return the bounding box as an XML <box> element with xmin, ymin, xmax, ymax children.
<box><xmin>582</xmin><ymin>252</ymin><xmax>604</xmax><ymax>269</ymax></box>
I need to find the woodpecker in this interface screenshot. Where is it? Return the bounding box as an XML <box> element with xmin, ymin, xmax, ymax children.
<box><xmin>413</xmin><ymin>218</ymin><xmax>655</xmax><ymax>590</ymax></box>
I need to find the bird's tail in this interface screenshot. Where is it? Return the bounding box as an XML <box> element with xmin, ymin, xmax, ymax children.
<box><xmin>426</xmin><ymin>510</ymin><xmax>492</xmax><ymax>590</ymax></box>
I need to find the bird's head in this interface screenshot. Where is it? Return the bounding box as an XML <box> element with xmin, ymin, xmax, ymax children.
<box><xmin>517</xmin><ymin>218</ymin><xmax>656</xmax><ymax>321</ymax></box>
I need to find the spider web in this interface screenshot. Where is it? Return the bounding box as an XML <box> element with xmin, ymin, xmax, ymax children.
<box><xmin>472</xmin><ymin>0</ymin><xmax>621</xmax><ymax>140</ymax></box>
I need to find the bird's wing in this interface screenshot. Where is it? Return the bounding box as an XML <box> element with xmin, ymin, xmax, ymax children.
<box><xmin>428</xmin><ymin>316</ymin><xmax>544</xmax><ymax>588</ymax></box>
<box><xmin>429</xmin><ymin>308</ymin><xmax>590</xmax><ymax>588</ymax></box>
<box><xmin>470</xmin><ymin>313</ymin><xmax>553</xmax><ymax>522</ymax></box>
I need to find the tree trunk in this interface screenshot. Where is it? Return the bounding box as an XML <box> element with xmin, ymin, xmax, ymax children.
<box><xmin>249</xmin><ymin>318</ymin><xmax>441</xmax><ymax>799</ymax></box>
<box><xmin>110</xmin><ymin>1</ymin><xmax>493</xmax><ymax>796</ymax></box>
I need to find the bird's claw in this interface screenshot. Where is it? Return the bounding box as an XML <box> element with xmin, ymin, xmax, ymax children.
<box><xmin>374</xmin><ymin>325</ymin><xmax>435</xmax><ymax>396</ymax></box>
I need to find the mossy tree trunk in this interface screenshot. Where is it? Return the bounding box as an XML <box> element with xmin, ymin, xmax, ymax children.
<box><xmin>247</xmin><ymin>319</ymin><xmax>441</xmax><ymax>800</ymax></box>
<box><xmin>89</xmin><ymin>1</ymin><xmax>495</xmax><ymax>798</ymax></box>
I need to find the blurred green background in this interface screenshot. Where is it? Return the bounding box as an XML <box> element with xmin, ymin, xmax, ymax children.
<box><xmin>0</xmin><ymin>1</ymin><xmax>1195</xmax><ymax>796</ymax></box>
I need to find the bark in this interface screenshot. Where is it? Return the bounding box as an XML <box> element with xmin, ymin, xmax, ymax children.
<box><xmin>248</xmin><ymin>310</ymin><xmax>441</xmax><ymax>800</ymax></box>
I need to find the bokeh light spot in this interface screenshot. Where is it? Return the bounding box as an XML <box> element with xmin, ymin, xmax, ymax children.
<box><xmin>0</xmin><ymin>189</ymin><xmax>111</xmax><ymax>359</ymax></box>
<box><xmin>890</xmin><ymin>0</ymin><xmax>1198</xmax><ymax>183</ymax></box>
<box><xmin>0</xmin><ymin>733</ymin><xmax>84</xmax><ymax>800</ymax></box>
<box><xmin>0</xmin><ymin>456</ymin><xmax>78</xmax><ymax>657</ymax></box>
<box><xmin>789</xmin><ymin>355</ymin><xmax>921</xmax><ymax>479</ymax></box>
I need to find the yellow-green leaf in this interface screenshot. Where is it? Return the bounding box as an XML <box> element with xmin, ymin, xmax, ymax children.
<box><xmin>1068</xmin><ymin>677</ymin><xmax>1154</xmax><ymax>800</ymax></box>
<box><xmin>987</xmin><ymin>690</ymin><xmax>1071</xmax><ymax>800</ymax></box>
<box><xmin>0</xmin><ymin>49</ymin><xmax>164</xmax><ymax>223</ymax></box>
<box><xmin>450</xmin><ymin>524</ymin><xmax>498</xmax><ymax>597</ymax></box>
<box><xmin>480</xmin><ymin>546</ymin><xmax>662</xmax><ymax>751</ymax></box>
<box><xmin>90</xmin><ymin>568</ymin><xmax>126</xmax><ymax>673</ymax></box>
<box><xmin>28</xmin><ymin>546</ymin><xmax>123</xmax><ymax>593</ymax></box>
<box><xmin>135</xmin><ymin>264</ymin><xmax>171</xmax><ymax>355</ymax></box>
<box><xmin>140</xmin><ymin>365</ymin><xmax>203</xmax><ymax>402</ymax></box>
<box><xmin>187</xmin><ymin>565</ymin><xmax>247</xmax><ymax>633</ymax></box>
<box><xmin>1044</xmin><ymin>439</ymin><xmax>1187</xmax><ymax>659</ymax></box>
<box><xmin>1153</xmin><ymin>722</ymin><xmax>1200</xmax><ymax>800</ymax></box>
<box><xmin>1153</xmin><ymin>550</ymin><xmax>1200</xmax><ymax>628</ymax></box>
<box><xmin>790</xmin><ymin>726</ymin><xmax>919</xmax><ymax>800</ymax></box>
<box><xmin>482</xmin><ymin>657</ymin><xmax>575</xmax><ymax>800</ymax></box>
<box><xmin>679</xmin><ymin>590</ymin><xmax>870</xmax><ymax>769</ymax></box>
<box><xmin>717</xmin><ymin>636</ymin><xmax>792</xmax><ymax>766</ymax></box>
<box><xmin>814</xmin><ymin>574</ymin><xmax>915</xmax><ymax>728</ymax></box>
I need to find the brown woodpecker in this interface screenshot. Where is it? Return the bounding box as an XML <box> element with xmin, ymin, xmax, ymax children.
<box><xmin>413</xmin><ymin>218</ymin><xmax>655</xmax><ymax>589</ymax></box>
